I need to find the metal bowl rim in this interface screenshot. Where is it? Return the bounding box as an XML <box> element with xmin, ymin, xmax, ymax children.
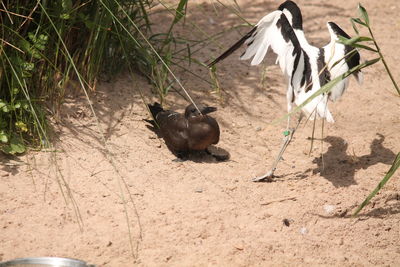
<box><xmin>0</xmin><ymin>257</ymin><xmax>89</xmax><ymax>267</ymax></box>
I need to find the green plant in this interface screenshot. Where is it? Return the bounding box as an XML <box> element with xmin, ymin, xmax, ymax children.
<box><xmin>342</xmin><ymin>4</ymin><xmax>399</xmax><ymax>215</ymax></box>
<box><xmin>0</xmin><ymin>0</ymin><xmax>157</xmax><ymax>154</ymax></box>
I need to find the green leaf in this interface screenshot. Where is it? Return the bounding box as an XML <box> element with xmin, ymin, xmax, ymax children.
<box><xmin>173</xmin><ymin>0</ymin><xmax>188</xmax><ymax>24</ymax></box>
<box><xmin>0</xmin><ymin>132</ymin><xmax>8</xmax><ymax>143</ymax></box>
<box><xmin>353</xmin><ymin>152</ymin><xmax>400</xmax><ymax>215</ymax></box>
<box><xmin>351</xmin><ymin>17</ymin><xmax>367</xmax><ymax>27</ymax></box>
<box><xmin>338</xmin><ymin>35</ymin><xmax>373</xmax><ymax>46</ymax></box>
<box><xmin>356</xmin><ymin>36</ymin><xmax>373</xmax><ymax>42</ymax></box>
<box><xmin>60</xmin><ymin>0</ymin><xmax>72</xmax><ymax>19</ymax></box>
<box><xmin>21</xmin><ymin>62</ymin><xmax>35</xmax><ymax>71</ymax></box>
<box><xmin>2</xmin><ymin>105</ymin><xmax>10</xmax><ymax>113</ymax></box>
<box><xmin>39</xmin><ymin>34</ymin><xmax>48</xmax><ymax>42</ymax></box>
<box><xmin>15</xmin><ymin>121</ymin><xmax>28</xmax><ymax>132</ymax></box>
<box><xmin>358</xmin><ymin>3</ymin><xmax>370</xmax><ymax>26</ymax></box>
<box><xmin>62</xmin><ymin>0</ymin><xmax>72</xmax><ymax>11</ymax></box>
<box><xmin>10</xmin><ymin>137</ymin><xmax>26</xmax><ymax>153</ymax></box>
<box><xmin>350</xmin><ymin>43</ymin><xmax>378</xmax><ymax>52</ymax></box>
<box><xmin>0</xmin><ymin>100</ymin><xmax>6</xmax><ymax>109</ymax></box>
<box><xmin>14</xmin><ymin>102</ymin><xmax>21</xmax><ymax>109</ymax></box>
<box><xmin>350</xmin><ymin>19</ymin><xmax>359</xmax><ymax>34</ymax></box>
<box><xmin>22</xmin><ymin>71</ymin><xmax>32</xmax><ymax>78</ymax></box>
<box><xmin>28</xmin><ymin>32</ymin><xmax>36</xmax><ymax>42</ymax></box>
<box><xmin>31</xmin><ymin>50</ymin><xmax>42</xmax><ymax>59</ymax></box>
<box><xmin>2</xmin><ymin>136</ymin><xmax>26</xmax><ymax>154</ymax></box>
<box><xmin>19</xmin><ymin>40</ymin><xmax>30</xmax><ymax>54</ymax></box>
<box><xmin>337</xmin><ymin>36</ymin><xmax>377</xmax><ymax>52</ymax></box>
<box><xmin>34</xmin><ymin>43</ymin><xmax>46</xmax><ymax>51</ymax></box>
<box><xmin>337</xmin><ymin>35</ymin><xmax>351</xmax><ymax>45</ymax></box>
<box><xmin>12</xmin><ymin>88</ymin><xmax>19</xmax><ymax>95</ymax></box>
<box><xmin>60</xmin><ymin>13</ymin><xmax>70</xmax><ymax>20</ymax></box>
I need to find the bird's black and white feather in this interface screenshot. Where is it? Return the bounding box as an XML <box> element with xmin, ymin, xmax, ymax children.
<box><xmin>209</xmin><ymin>0</ymin><xmax>362</xmax><ymax>123</ymax></box>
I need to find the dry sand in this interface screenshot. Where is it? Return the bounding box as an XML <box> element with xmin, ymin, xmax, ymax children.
<box><xmin>1</xmin><ymin>0</ymin><xmax>399</xmax><ymax>266</ymax></box>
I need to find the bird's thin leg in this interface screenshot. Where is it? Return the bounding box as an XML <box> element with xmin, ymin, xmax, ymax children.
<box><xmin>253</xmin><ymin>113</ymin><xmax>304</xmax><ymax>182</ymax></box>
<box><xmin>285</xmin><ymin>88</ymin><xmax>294</xmax><ymax>136</ymax></box>
<box><xmin>286</xmin><ymin>115</ymin><xmax>291</xmax><ymax>133</ymax></box>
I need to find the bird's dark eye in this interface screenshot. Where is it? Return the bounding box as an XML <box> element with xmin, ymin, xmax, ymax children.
<box><xmin>191</xmin><ymin>109</ymin><xmax>196</xmax><ymax>113</ymax></box>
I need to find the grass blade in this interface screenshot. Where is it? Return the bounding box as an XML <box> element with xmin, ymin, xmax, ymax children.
<box><xmin>358</xmin><ymin>3</ymin><xmax>370</xmax><ymax>26</ymax></box>
<box><xmin>173</xmin><ymin>0</ymin><xmax>188</xmax><ymax>24</ymax></box>
<box><xmin>338</xmin><ymin>35</ymin><xmax>373</xmax><ymax>45</ymax></box>
<box><xmin>350</xmin><ymin>19</ymin><xmax>359</xmax><ymax>35</ymax></box>
<box><xmin>350</xmin><ymin>43</ymin><xmax>378</xmax><ymax>52</ymax></box>
<box><xmin>351</xmin><ymin>17</ymin><xmax>367</xmax><ymax>26</ymax></box>
<box><xmin>353</xmin><ymin>152</ymin><xmax>400</xmax><ymax>215</ymax></box>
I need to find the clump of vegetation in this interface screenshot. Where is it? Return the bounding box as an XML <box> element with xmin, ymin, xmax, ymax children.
<box><xmin>0</xmin><ymin>0</ymin><xmax>193</xmax><ymax>154</ymax></box>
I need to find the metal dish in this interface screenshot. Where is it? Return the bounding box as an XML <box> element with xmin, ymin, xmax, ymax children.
<box><xmin>0</xmin><ymin>257</ymin><xmax>95</xmax><ymax>267</ymax></box>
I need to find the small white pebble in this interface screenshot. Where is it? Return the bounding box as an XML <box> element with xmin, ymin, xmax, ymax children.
<box><xmin>300</xmin><ymin>227</ymin><xmax>308</xmax><ymax>235</ymax></box>
<box><xmin>323</xmin><ymin>204</ymin><xmax>336</xmax><ymax>214</ymax></box>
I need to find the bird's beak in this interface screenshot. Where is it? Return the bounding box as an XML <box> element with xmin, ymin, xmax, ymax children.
<box><xmin>201</xmin><ymin>106</ymin><xmax>217</xmax><ymax>114</ymax></box>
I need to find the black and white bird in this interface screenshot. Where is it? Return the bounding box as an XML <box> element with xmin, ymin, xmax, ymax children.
<box><xmin>208</xmin><ymin>0</ymin><xmax>362</xmax><ymax>181</ymax></box>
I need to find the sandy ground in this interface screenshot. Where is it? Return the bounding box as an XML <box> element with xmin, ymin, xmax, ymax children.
<box><xmin>1</xmin><ymin>0</ymin><xmax>400</xmax><ymax>266</ymax></box>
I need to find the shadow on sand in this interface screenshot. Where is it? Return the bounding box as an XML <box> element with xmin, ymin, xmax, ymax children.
<box><xmin>312</xmin><ymin>134</ymin><xmax>396</xmax><ymax>187</ymax></box>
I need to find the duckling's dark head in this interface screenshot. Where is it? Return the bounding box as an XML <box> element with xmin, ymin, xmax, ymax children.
<box><xmin>184</xmin><ymin>104</ymin><xmax>217</xmax><ymax>118</ymax></box>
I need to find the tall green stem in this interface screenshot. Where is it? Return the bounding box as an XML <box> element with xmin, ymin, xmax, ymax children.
<box><xmin>368</xmin><ymin>27</ymin><xmax>400</xmax><ymax>96</ymax></box>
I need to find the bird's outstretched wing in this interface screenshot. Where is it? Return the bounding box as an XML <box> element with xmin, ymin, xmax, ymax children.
<box><xmin>209</xmin><ymin>10</ymin><xmax>303</xmax><ymax>80</ymax></box>
<box><xmin>241</xmin><ymin>11</ymin><xmax>301</xmax><ymax>70</ymax></box>
<box><xmin>207</xmin><ymin>27</ymin><xmax>258</xmax><ymax>67</ymax></box>
<box><xmin>323</xmin><ymin>22</ymin><xmax>363</xmax><ymax>101</ymax></box>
